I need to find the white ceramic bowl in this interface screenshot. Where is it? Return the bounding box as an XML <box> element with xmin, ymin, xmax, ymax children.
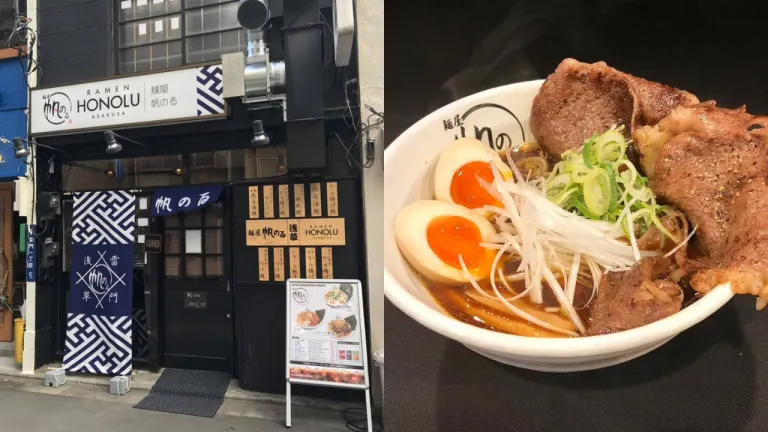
<box><xmin>384</xmin><ymin>80</ymin><xmax>736</xmax><ymax>372</ymax></box>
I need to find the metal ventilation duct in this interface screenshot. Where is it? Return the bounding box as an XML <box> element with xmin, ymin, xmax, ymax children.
<box><xmin>237</xmin><ymin>0</ymin><xmax>270</xmax><ymax>30</ymax></box>
<box><xmin>234</xmin><ymin>0</ymin><xmax>285</xmax><ymax>103</ymax></box>
<box><xmin>244</xmin><ymin>30</ymin><xmax>285</xmax><ymax>99</ymax></box>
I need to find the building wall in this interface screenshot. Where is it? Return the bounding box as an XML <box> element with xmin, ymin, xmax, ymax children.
<box><xmin>357</xmin><ymin>0</ymin><xmax>384</xmax><ymax>361</ymax></box>
<box><xmin>38</xmin><ymin>0</ymin><xmax>115</xmax><ymax>86</ymax></box>
<box><xmin>0</xmin><ymin>58</ymin><xmax>29</xmax><ymax>178</ymax></box>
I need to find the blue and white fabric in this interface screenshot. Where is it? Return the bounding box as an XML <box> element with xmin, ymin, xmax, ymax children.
<box><xmin>64</xmin><ymin>191</ymin><xmax>135</xmax><ymax>376</ymax></box>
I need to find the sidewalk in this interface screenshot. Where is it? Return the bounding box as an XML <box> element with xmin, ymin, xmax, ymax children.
<box><xmin>0</xmin><ymin>378</ymin><xmax>341</xmax><ymax>432</ymax></box>
<box><xmin>0</xmin><ymin>363</ymin><xmax>353</xmax><ymax>431</ymax></box>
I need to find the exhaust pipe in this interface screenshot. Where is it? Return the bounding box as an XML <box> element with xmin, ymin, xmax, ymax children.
<box><xmin>237</xmin><ymin>0</ymin><xmax>270</xmax><ymax>31</ymax></box>
<box><xmin>237</xmin><ymin>0</ymin><xmax>285</xmax><ymax>100</ymax></box>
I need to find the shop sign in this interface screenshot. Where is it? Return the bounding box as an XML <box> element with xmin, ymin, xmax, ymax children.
<box><xmin>286</xmin><ymin>279</ymin><xmax>370</xmax><ymax>389</ymax></box>
<box><xmin>246</xmin><ymin>218</ymin><xmax>346</xmax><ymax>247</ymax></box>
<box><xmin>184</xmin><ymin>291</ymin><xmax>208</xmax><ymax>309</ymax></box>
<box><xmin>25</xmin><ymin>226</ymin><xmax>36</xmax><ymax>282</ymax></box>
<box><xmin>30</xmin><ymin>65</ymin><xmax>225</xmax><ymax>135</ymax></box>
<box><xmin>151</xmin><ymin>185</ymin><xmax>224</xmax><ymax>216</ymax></box>
<box><xmin>144</xmin><ymin>234</ymin><xmax>163</xmax><ymax>253</ymax></box>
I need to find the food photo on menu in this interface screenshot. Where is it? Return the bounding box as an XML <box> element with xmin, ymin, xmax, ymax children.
<box><xmin>287</xmin><ymin>281</ymin><xmax>367</xmax><ymax>393</ymax></box>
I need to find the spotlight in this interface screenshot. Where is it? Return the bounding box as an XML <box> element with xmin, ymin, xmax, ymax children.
<box><xmin>104</xmin><ymin>169</ymin><xmax>115</xmax><ymax>177</ymax></box>
<box><xmin>11</xmin><ymin>137</ymin><xmax>66</xmax><ymax>158</ymax></box>
<box><xmin>173</xmin><ymin>168</ymin><xmax>183</xmax><ymax>176</ymax></box>
<box><xmin>250</xmin><ymin>120</ymin><xmax>270</xmax><ymax>146</ymax></box>
<box><xmin>105</xmin><ymin>131</ymin><xmax>122</xmax><ymax>154</ymax></box>
<box><xmin>13</xmin><ymin>137</ymin><xmax>30</xmax><ymax>158</ymax></box>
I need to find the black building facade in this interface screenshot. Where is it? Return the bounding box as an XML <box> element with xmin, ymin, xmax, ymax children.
<box><xmin>30</xmin><ymin>0</ymin><xmax>369</xmax><ymax>401</ymax></box>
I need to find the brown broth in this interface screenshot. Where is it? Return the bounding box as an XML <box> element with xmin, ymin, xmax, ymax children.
<box><xmin>421</xmin><ymin>274</ymin><xmax>594</xmax><ymax>338</ymax></box>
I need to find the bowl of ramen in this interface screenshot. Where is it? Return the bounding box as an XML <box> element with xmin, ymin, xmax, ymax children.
<box><xmin>384</xmin><ymin>59</ymin><xmax>746</xmax><ymax>372</ymax></box>
<box><xmin>328</xmin><ymin>318</ymin><xmax>354</xmax><ymax>339</ymax></box>
<box><xmin>296</xmin><ymin>310</ymin><xmax>322</xmax><ymax>329</ymax></box>
<box><xmin>324</xmin><ymin>289</ymin><xmax>350</xmax><ymax>307</ymax></box>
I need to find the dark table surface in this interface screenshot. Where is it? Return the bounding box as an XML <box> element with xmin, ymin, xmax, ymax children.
<box><xmin>384</xmin><ymin>1</ymin><xmax>768</xmax><ymax>431</ymax></box>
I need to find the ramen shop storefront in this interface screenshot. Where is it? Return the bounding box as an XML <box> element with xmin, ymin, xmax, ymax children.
<box><xmin>27</xmin><ymin>65</ymin><xmax>367</xmax><ymax>400</ymax></box>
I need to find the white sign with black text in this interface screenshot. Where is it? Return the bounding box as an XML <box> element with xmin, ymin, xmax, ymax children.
<box><xmin>30</xmin><ymin>64</ymin><xmax>225</xmax><ymax>135</ymax></box>
<box><xmin>285</xmin><ymin>279</ymin><xmax>372</xmax><ymax>430</ymax></box>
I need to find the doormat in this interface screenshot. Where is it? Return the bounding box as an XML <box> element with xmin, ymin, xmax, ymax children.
<box><xmin>134</xmin><ymin>368</ymin><xmax>231</xmax><ymax>418</ymax></box>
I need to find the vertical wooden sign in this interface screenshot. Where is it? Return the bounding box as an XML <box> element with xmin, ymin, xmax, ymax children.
<box><xmin>294</xmin><ymin>184</ymin><xmax>305</xmax><ymax>217</ymax></box>
<box><xmin>305</xmin><ymin>248</ymin><xmax>317</xmax><ymax>278</ymax></box>
<box><xmin>258</xmin><ymin>248</ymin><xmax>270</xmax><ymax>281</ymax></box>
<box><xmin>326</xmin><ymin>182</ymin><xmax>339</xmax><ymax>217</ymax></box>
<box><xmin>248</xmin><ymin>186</ymin><xmax>260</xmax><ymax>219</ymax></box>
<box><xmin>273</xmin><ymin>247</ymin><xmax>285</xmax><ymax>282</ymax></box>
<box><xmin>310</xmin><ymin>183</ymin><xmax>322</xmax><ymax>217</ymax></box>
<box><xmin>263</xmin><ymin>185</ymin><xmax>274</xmax><ymax>218</ymax></box>
<box><xmin>321</xmin><ymin>247</ymin><xmax>333</xmax><ymax>279</ymax></box>
<box><xmin>278</xmin><ymin>185</ymin><xmax>290</xmax><ymax>218</ymax></box>
<box><xmin>289</xmin><ymin>247</ymin><xmax>301</xmax><ymax>278</ymax></box>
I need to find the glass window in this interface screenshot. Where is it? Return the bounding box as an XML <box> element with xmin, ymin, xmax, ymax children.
<box><xmin>62</xmin><ymin>147</ymin><xmax>287</xmax><ymax>191</ymax></box>
<box><xmin>164</xmin><ymin>205</ymin><xmax>224</xmax><ymax>279</ymax></box>
<box><xmin>117</xmin><ymin>0</ymin><xmax>244</xmax><ymax>73</ymax></box>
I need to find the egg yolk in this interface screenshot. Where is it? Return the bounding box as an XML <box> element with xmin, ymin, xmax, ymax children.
<box><xmin>426</xmin><ymin>215</ymin><xmax>493</xmax><ymax>276</ymax></box>
<box><xmin>450</xmin><ymin>161</ymin><xmax>500</xmax><ymax>209</ymax></box>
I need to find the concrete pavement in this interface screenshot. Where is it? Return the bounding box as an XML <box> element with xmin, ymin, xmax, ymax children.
<box><xmin>0</xmin><ymin>378</ymin><xmax>348</xmax><ymax>432</ymax></box>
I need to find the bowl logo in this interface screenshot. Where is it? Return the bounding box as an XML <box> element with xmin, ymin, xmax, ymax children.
<box><xmin>292</xmin><ymin>287</ymin><xmax>310</xmax><ymax>304</ymax></box>
<box><xmin>442</xmin><ymin>103</ymin><xmax>526</xmax><ymax>151</ymax></box>
<box><xmin>42</xmin><ymin>92</ymin><xmax>72</xmax><ymax>125</ymax></box>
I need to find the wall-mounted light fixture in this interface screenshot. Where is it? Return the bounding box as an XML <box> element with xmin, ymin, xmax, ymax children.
<box><xmin>12</xmin><ymin>137</ymin><xmax>65</xmax><ymax>159</ymax></box>
<box><xmin>105</xmin><ymin>131</ymin><xmax>149</xmax><ymax>154</ymax></box>
<box><xmin>250</xmin><ymin>120</ymin><xmax>270</xmax><ymax>146</ymax></box>
<box><xmin>173</xmin><ymin>167</ymin><xmax>183</xmax><ymax>176</ymax></box>
<box><xmin>104</xmin><ymin>168</ymin><xmax>116</xmax><ymax>177</ymax></box>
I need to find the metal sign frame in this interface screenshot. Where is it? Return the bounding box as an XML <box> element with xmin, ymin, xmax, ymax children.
<box><xmin>285</xmin><ymin>278</ymin><xmax>372</xmax><ymax>429</ymax></box>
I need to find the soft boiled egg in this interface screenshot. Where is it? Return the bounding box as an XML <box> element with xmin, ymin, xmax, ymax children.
<box><xmin>395</xmin><ymin>200</ymin><xmax>498</xmax><ymax>285</ymax></box>
<box><xmin>434</xmin><ymin>137</ymin><xmax>514</xmax><ymax>212</ymax></box>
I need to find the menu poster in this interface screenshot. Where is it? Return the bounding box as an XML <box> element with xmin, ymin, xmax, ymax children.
<box><xmin>286</xmin><ymin>279</ymin><xmax>369</xmax><ymax>389</ymax></box>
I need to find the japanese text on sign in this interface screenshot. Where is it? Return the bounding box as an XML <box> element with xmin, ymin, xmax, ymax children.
<box><xmin>26</xmin><ymin>226</ymin><xmax>36</xmax><ymax>282</ymax></box>
<box><xmin>151</xmin><ymin>185</ymin><xmax>223</xmax><ymax>216</ymax></box>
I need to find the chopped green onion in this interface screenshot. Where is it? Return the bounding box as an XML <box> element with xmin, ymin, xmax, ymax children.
<box><xmin>544</xmin><ymin>126</ymin><xmax>675</xmax><ymax>242</ymax></box>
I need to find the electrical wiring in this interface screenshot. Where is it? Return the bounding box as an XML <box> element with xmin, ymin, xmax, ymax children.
<box><xmin>6</xmin><ymin>15</ymin><xmax>41</xmax><ymax>87</ymax></box>
<box><xmin>335</xmin><ymin>113</ymin><xmax>384</xmax><ymax>169</ymax></box>
<box><xmin>343</xmin><ymin>407</ymin><xmax>384</xmax><ymax>432</ymax></box>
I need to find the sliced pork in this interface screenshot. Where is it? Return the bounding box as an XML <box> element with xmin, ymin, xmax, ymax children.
<box><xmin>635</xmin><ymin>105</ymin><xmax>768</xmax><ymax>309</ymax></box>
<box><xmin>530</xmin><ymin>58</ymin><xmax>698</xmax><ymax>157</ymax></box>
<box><xmin>635</xmin><ymin>105</ymin><xmax>768</xmax><ymax>261</ymax></box>
<box><xmin>690</xmin><ymin>177</ymin><xmax>768</xmax><ymax>310</ymax></box>
<box><xmin>587</xmin><ymin>257</ymin><xmax>683</xmax><ymax>336</ymax></box>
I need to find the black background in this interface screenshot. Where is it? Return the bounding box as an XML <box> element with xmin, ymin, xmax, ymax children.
<box><xmin>385</xmin><ymin>0</ymin><xmax>768</xmax><ymax>431</ymax></box>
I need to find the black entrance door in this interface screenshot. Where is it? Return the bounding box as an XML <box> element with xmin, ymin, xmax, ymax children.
<box><xmin>159</xmin><ymin>198</ymin><xmax>233</xmax><ymax>372</ymax></box>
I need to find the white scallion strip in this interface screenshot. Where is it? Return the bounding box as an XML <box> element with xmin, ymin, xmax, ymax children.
<box><xmin>474</xmin><ymin>145</ymin><xmax>667</xmax><ymax>336</ymax></box>
<box><xmin>566</xmin><ymin>253</ymin><xmax>581</xmax><ymax>304</ymax></box>
<box><xmin>664</xmin><ymin>225</ymin><xmax>698</xmax><ymax>258</ymax></box>
<box><xmin>459</xmin><ymin>255</ymin><xmax>578</xmax><ymax>336</ymax></box>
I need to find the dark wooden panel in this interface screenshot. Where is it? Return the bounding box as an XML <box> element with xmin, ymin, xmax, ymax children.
<box><xmin>39</xmin><ymin>52</ymin><xmax>113</xmax><ymax>87</ymax></box>
<box><xmin>232</xmin><ymin>178</ymin><xmax>365</xmax><ymax>402</ymax></box>
<box><xmin>39</xmin><ymin>26</ymin><xmax>112</xmax><ymax>61</ymax></box>
<box><xmin>38</xmin><ymin>0</ymin><xmax>105</xmax><ymax>11</ymax></box>
<box><xmin>162</xmin><ymin>280</ymin><xmax>230</xmax><ymax>372</ymax></box>
<box><xmin>38</xmin><ymin>0</ymin><xmax>112</xmax><ymax>35</ymax></box>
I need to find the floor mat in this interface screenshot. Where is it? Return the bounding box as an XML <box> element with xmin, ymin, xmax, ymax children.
<box><xmin>134</xmin><ymin>368</ymin><xmax>231</xmax><ymax>418</ymax></box>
